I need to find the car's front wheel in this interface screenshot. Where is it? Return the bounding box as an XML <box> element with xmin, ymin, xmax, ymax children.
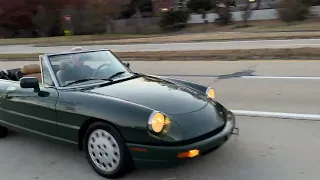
<box><xmin>0</xmin><ymin>125</ymin><xmax>8</xmax><ymax>138</ymax></box>
<box><xmin>83</xmin><ymin>122</ymin><xmax>133</xmax><ymax>179</ymax></box>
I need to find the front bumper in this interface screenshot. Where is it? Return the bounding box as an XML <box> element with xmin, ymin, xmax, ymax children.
<box><xmin>127</xmin><ymin>115</ymin><xmax>237</xmax><ymax>168</ymax></box>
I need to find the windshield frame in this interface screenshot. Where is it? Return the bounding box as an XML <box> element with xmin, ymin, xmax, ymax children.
<box><xmin>42</xmin><ymin>49</ymin><xmax>133</xmax><ymax>90</ymax></box>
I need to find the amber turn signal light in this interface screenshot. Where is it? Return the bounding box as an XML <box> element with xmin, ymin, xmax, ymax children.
<box><xmin>177</xmin><ymin>149</ymin><xmax>200</xmax><ymax>158</ymax></box>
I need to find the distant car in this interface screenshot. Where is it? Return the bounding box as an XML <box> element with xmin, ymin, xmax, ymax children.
<box><xmin>0</xmin><ymin>49</ymin><xmax>238</xmax><ymax>179</ymax></box>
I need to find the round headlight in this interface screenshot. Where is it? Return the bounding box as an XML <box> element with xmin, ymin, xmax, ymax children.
<box><xmin>206</xmin><ymin>87</ymin><xmax>215</xmax><ymax>99</ymax></box>
<box><xmin>148</xmin><ymin>111</ymin><xmax>165</xmax><ymax>133</ymax></box>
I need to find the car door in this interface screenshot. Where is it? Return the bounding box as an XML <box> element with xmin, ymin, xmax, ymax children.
<box><xmin>0</xmin><ymin>79</ymin><xmax>15</xmax><ymax>126</ymax></box>
<box><xmin>0</xmin><ymin>59</ymin><xmax>59</xmax><ymax>137</ymax></box>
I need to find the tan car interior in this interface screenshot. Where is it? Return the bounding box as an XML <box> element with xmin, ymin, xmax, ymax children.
<box><xmin>17</xmin><ymin>59</ymin><xmax>73</xmax><ymax>85</ymax></box>
<box><xmin>20</xmin><ymin>64</ymin><xmax>42</xmax><ymax>83</ymax></box>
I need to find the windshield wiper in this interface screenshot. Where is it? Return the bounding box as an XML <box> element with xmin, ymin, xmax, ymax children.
<box><xmin>62</xmin><ymin>78</ymin><xmax>113</xmax><ymax>87</ymax></box>
<box><xmin>108</xmin><ymin>71</ymin><xmax>126</xmax><ymax>79</ymax></box>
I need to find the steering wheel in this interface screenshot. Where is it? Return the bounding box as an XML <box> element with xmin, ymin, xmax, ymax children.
<box><xmin>93</xmin><ymin>63</ymin><xmax>109</xmax><ymax>77</ymax></box>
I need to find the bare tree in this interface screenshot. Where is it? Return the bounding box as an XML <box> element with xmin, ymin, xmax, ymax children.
<box><xmin>103</xmin><ymin>0</ymin><xmax>124</xmax><ymax>33</ymax></box>
<box><xmin>215</xmin><ymin>0</ymin><xmax>233</xmax><ymax>25</ymax></box>
<box><xmin>128</xmin><ymin>0</ymin><xmax>150</xmax><ymax>33</ymax></box>
<box><xmin>255</xmin><ymin>0</ymin><xmax>261</xmax><ymax>9</ymax></box>
<box><xmin>33</xmin><ymin>5</ymin><xmax>59</xmax><ymax>36</ymax></box>
<box><xmin>242</xmin><ymin>0</ymin><xmax>253</xmax><ymax>27</ymax></box>
<box><xmin>83</xmin><ymin>0</ymin><xmax>123</xmax><ymax>34</ymax></box>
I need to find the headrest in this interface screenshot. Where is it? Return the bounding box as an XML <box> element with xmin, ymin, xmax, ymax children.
<box><xmin>21</xmin><ymin>64</ymin><xmax>41</xmax><ymax>74</ymax></box>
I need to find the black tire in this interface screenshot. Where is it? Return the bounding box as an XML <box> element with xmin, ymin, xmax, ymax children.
<box><xmin>0</xmin><ymin>125</ymin><xmax>8</xmax><ymax>138</ymax></box>
<box><xmin>83</xmin><ymin>122</ymin><xmax>134</xmax><ymax>179</ymax></box>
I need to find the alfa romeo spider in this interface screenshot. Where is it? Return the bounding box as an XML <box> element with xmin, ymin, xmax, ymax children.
<box><xmin>0</xmin><ymin>48</ymin><xmax>238</xmax><ymax>179</ymax></box>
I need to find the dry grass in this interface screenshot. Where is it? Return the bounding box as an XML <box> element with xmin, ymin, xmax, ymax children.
<box><xmin>106</xmin><ymin>31</ymin><xmax>320</xmax><ymax>44</ymax></box>
<box><xmin>31</xmin><ymin>31</ymin><xmax>320</xmax><ymax>46</ymax></box>
<box><xmin>116</xmin><ymin>48</ymin><xmax>320</xmax><ymax>60</ymax></box>
<box><xmin>0</xmin><ymin>34</ymin><xmax>162</xmax><ymax>45</ymax></box>
<box><xmin>0</xmin><ymin>53</ymin><xmax>42</xmax><ymax>60</ymax></box>
<box><xmin>1</xmin><ymin>48</ymin><xmax>320</xmax><ymax>61</ymax></box>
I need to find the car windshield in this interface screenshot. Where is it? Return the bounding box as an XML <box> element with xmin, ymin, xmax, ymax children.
<box><xmin>47</xmin><ymin>50</ymin><xmax>132</xmax><ymax>87</ymax></box>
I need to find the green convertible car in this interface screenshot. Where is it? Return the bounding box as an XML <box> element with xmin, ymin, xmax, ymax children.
<box><xmin>0</xmin><ymin>48</ymin><xmax>238</xmax><ymax>179</ymax></box>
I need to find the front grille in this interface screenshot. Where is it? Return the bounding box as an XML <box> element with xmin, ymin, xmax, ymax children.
<box><xmin>138</xmin><ymin>123</ymin><xmax>226</xmax><ymax>147</ymax></box>
<box><xmin>174</xmin><ymin>124</ymin><xmax>225</xmax><ymax>146</ymax></box>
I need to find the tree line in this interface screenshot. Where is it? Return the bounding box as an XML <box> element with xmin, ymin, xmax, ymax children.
<box><xmin>0</xmin><ymin>0</ymin><xmax>151</xmax><ymax>38</ymax></box>
<box><xmin>0</xmin><ymin>0</ymin><xmax>319</xmax><ymax>38</ymax></box>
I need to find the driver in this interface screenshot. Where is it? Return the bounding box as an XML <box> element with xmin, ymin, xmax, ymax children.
<box><xmin>70</xmin><ymin>54</ymin><xmax>94</xmax><ymax>79</ymax></box>
<box><xmin>57</xmin><ymin>54</ymin><xmax>94</xmax><ymax>85</ymax></box>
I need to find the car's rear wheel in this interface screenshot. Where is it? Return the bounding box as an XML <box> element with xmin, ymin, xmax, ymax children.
<box><xmin>0</xmin><ymin>125</ymin><xmax>8</xmax><ymax>138</ymax></box>
<box><xmin>83</xmin><ymin>122</ymin><xmax>133</xmax><ymax>179</ymax></box>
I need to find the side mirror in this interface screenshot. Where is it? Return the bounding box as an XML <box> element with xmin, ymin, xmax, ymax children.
<box><xmin>124</xmin><ymin>62</ymin><xmax>130</xmax><ymax>68</ymax></box>
<box><xmin>20</xmin><ymin>77</ymin><xmax>40</xmax><ymax>92</ymax></box>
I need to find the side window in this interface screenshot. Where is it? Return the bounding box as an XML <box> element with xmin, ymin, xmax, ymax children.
<box><xmin>41</xmin><ymin>60</ymin><xmax>54</xmax><ymax>86</ymax></box>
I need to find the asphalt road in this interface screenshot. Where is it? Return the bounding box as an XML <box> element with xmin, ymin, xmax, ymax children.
<box><xmin>1</xmin><ymin>116</ymin><xmax>320</xmax><ymax>180</ymax></box>
<box><xmin>0</xmin><ymin>38</ymin><xmax>320</xmax><ymax>54</ymax></box>
<box><xmin>1</xmin><ymin>60</ymin><xmax>320</xmax><ymax>180</ymax></box>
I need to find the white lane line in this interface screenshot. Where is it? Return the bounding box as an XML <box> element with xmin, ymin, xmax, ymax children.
<box><xmin>274</xmin><ymin>44</ymin><xmax>320</xmax><ymax>47</ymax></box>
<box><xmin>158</xmin><ymin>75</ymin><xmax>320</xmax><ymax>80</ymax></box>
<box><xmin>231</xmin><ymin>110</ymin><xmax>320</xmax><ymax>121</ymax></box>
<box><xmin>241</xmin><ymin>76</ymin><xmax>320</xmax><ymax>80</ymax></box>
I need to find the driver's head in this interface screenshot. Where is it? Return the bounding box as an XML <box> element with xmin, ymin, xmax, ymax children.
<box><xmin>70</xmin><ymin>47</ymin><xmax>85</xmax><ymax>67</ymax></box>
<box><xmin>71</xmin><ymin>54</ymin><xmax>84</xmax><ymax>66</ymax></box>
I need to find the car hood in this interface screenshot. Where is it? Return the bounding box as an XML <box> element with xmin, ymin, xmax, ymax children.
<box><xmin>86</xmin><ymin>75</ymin><xmax>209</xmax><ymax>115</ymax></box>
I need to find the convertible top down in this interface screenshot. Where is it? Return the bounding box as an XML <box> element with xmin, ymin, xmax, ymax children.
<box><xmin>0</xmin><ymin>48</ymin><xmax>238</xmax><ymax>179</ymax></box>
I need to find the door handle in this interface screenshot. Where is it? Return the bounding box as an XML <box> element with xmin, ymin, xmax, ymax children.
<box><xmin>3</xmin><ymin>87</ymin><xmax>16</xmax><ymax>100</ymax></box>
<box><xmin>6</xmin><ymin>87</ymin><xmax>16</xmax><ymax>92</ymax></box>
